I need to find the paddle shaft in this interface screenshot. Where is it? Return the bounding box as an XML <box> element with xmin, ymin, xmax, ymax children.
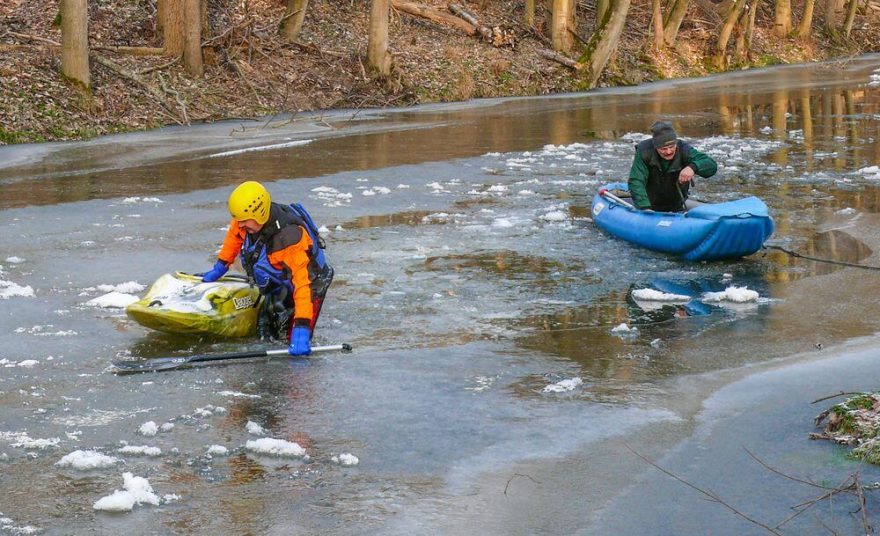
<box><xmin>188</xmin><ymin>344</ymin><xmax>351</xmax><ymax>364</ymax></box>
<box><xmin>600</xmin><ymin>189</ymin><xmax>635</xmax><ymax>209</ymax></box>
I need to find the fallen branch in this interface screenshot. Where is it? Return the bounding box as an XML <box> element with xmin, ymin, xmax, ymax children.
<box><xmin>448</xmin><ymin>3</ymin><xmax>493</xmax><ymax>41</ymax></box>
<box><xmin>539</xmin><ymin>49</ymin><xmax>583</xmax><ymax>70</ymax></box>
<box><xmin>138</xmin><ymin>55</ymin><xmax>181</xmax><ymax>75</ymax></box>
<box><xmin>7</xmin><ymin>31</ymin><xmax>60</xmax><ymax>47</ymax></box>
<box><xmin>624</xmin><ymin>442</ymin><xmax>782</xmax><ymax>535</ymax></box>
<box><xmin>92</xmin><ymin>45</ymin><xmax>165</xmax><ymax>56</ymax></box>
<box><xmin>391</xmin><ymin>0</ymin><xmax>476</xmax><ymax>36</ymax></box>
<box><xmin>811</xmin><ymin>391</ymin><xmax>865</xmax><ymax>405</ymax></box>
<box><xmin>91</xmin><ymin>53</ymin><xmax>184</xmax><ymax>124</ymax></box>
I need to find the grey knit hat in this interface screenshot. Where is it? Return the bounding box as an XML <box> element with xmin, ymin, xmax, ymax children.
<box><xmin>651</xmin><ymin>121</ymin><xmax>677</xmax><ymax>148</ymax></box>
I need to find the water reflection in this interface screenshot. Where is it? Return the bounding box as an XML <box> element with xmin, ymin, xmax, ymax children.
<box><xmin>508</xmin><ymin>274</ymin><xmax>774</xmax><ymax>384</ymax></box>
<box><xmin>765</xmin><ymin>228</ymin><xmax>873</xmax><ymax>282</ymax></box>
<box><xmin>2</xmin><ymin>56</ymin><xmax>878</xmax><ymax>210</ymax></box>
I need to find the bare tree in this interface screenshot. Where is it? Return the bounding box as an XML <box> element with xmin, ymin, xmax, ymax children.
<box><xmin>551</xmin><ymin>0</ymin><xmax>573</xmax><ymax>53</ymax></box>
<box><xmin>280</xmin><ymin>0</ymin><xmax>309</xmax><ymax>43</ymax></box>
<box><xmin>183</xmin><ymin>0</ymin><xmax>203</xmax><ymax>76</ymax></box>
<box><xmin>714</xmin><ymin>0</ymin><xmax>747</xmax><ymax>68</ymax></box>
<box><xmin>579</xmin><ymin>0</ymin><xmax>631</xmax><ymax>87</ymax></box>
<box><xmin>842</xmin><ymin>0</ymin><xmax>859</xmax><ymax>36</ymax></box>
<box><xmin>651</xmin><ymin>0</ymin><xmax>664</xmax><ymax>50</ymax></box>
<box><xmin>161</xmin><ymin>0</ymin><xmax>185</xmax><ymax>57</ymax></box>
<box><xmin>775</xmin><ymin>0</ymin><xmax>793</xmax><ymax>36</ymax></box>
<box><xmin>368</xmin><ymin>0</ymin><xmax>391</xmax><ymax>76</ymax></box>
<box><xmin>60</xmin><ymin>0</ymin><xmax>90</xmax><ymax>90</ymax></box>
<box><xmin>663</xmin><ymin>0</ymin><xmax>690</xmax><ymax>45</ymax></box>
<box><xmin>596</xmin><ymin>0</ymin><xmax>610</xmax><ymax>23</ymax></box>
<box><xmin>745</xmin><ymin>0</ymin><xmax>760</xmax><ymax>53</ymax></box>
<box><xmin>823</xmin><ymin>0</ymin><xmax>840</xmax><ymax>38</ymax></box>
<box><xmin>524</xmin><ymin>0</ymin><xmax>536</xmax><ymax>26</ymax></box>
<box><xmin>797</xmin><ymin>0</ymin><xmax>817</xmax><ymax>38</ymax></box>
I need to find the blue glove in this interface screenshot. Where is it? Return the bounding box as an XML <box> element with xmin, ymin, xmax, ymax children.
<box><xmin>288</xmin><ymin>326</ymin><xmax>311</xmax><ymax>356</ymax></box>
<box><xmin>202</xmin><ymin>260</ymin><xmax>229</xmax><ymax>282</ymax></box>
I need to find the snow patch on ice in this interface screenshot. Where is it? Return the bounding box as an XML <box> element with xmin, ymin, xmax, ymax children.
<box><xmin>331</xmin><ymin>453</ymin><xmax>359</xmax><ymax>466</ymax></box>
<box><xmin>93</xmin><ymin>473</ymin><xmax>161</xmax><ymax>512</ymax></box>
<box><xmin>701</xmin><ymin>286</ymin><xmax>760</xmax><ymax>303</ymax></box>
<box><xmin>542</xmin><ymin>377</ymin><xmax>584</xmax><ymax>393</ymax></box>
<box><xmin>245</xmin><ymin>438</ymin><xmax>307</xmax><ymax>458</ymax></box>
<box><xmin>631</xmin><ymin>288</ymin><xmax>691</xmax><ymax>301</ymax></box>
<box><xmin>56</xmin><ymin>450</ymin><xmax>119</xmax><ymax>470</ymax></box>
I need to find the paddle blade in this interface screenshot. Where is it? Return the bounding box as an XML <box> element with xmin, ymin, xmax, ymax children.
<box><xmin>112</xmin><ymin>357</ymin><xmax>190</xmax><ymax>373</ymax></box>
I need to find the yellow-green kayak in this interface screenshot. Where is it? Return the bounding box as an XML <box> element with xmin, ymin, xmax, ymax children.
<box><xmin>126</xmin><ymin>272</ymin><xmax>261</xmax><ymax>338</ymax></box>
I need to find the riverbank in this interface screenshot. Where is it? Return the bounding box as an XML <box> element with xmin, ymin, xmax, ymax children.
<box><xmin>2</xmin><ymin>0</ymin><xmax>879</xmax><ymax>144</ymax></box>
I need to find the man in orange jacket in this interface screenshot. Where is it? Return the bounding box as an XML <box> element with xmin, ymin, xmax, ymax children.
<box><xmin>202</xmin><ymin>181</ymin><xmax>333</xmax><ymax>356</ymax></box>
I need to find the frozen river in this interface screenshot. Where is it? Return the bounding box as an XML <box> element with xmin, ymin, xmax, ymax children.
<box><xmin>2</xmin><ymin>55</ymin><xmax>880</xmax><ymax>535</ymax></box>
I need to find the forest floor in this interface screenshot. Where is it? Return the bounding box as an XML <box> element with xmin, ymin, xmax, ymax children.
<box><xmin>1</xmin><ymin>0</ymin><xmax>879</xmax><ymax>144</ymax></box>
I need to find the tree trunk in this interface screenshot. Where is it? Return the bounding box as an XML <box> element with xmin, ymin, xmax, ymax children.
<box><xmin>823</xmin><ymin>0</ymin><xmax>840</xmax><ymax>37</ymax></box>
<box><xmin>578</xmin><ymin>0</ymin><xmax>631</xmax><ymax>88</ymax></box>
<box><xmin>368</xmin><ymin>0</ymin><xmax>391</xmax><ymax>76</ymax></box>
<box><xmin>162</xmin><ymin>0</ymin><xmax>185</xmax><ymax>56</ymax></box>
<box><xmin>525</xmin><ymin>0</ymin><xmax>535</xmax><ymax>26</ymax></box>
<box><xmin>183</xmin><ymin>0</ymin><xmax>203</xmax><ymax>76</ymax></box>
<box><xmin>157</xmin><ymin>0</ymin><xmax>165</xmax><ymax>31</ymax></box>
<box><xmin>596</xmin><ymin>0</ymin><xmax>610</xmax><ymax>23</ymax></box>
<box><xmin>651</xmin><ymin>0</ymin><xmax>664</xmax><ymax>50</ymax></box>
<box><xmin>797</xmin><ymin>0</ymin><xmax>816</xmax><ymax>38</ymax></box>
<box><xmin>842</xmin><ymin>0</ymin><xmax>858</xmax><ymax>36</ymax></box>
<box><xmin>551</xmin><ymin>0</ymin><xmax>572</xmax><ymax>52</ymax></box>
<box><xmin>280</xmin><ymin>0</ymin><xmax>309</xmax><ymax>43</ymax></box>
<box><xmin>734</xmin><ymin>4</ymin><xmax>750</xmax><ymax>60</ymax></box>
<box><xmin>713</xmin><ymin>0</ymin><xmax>746</xmax><ymax>69</ymax></box>
<box><xmin>663</xmin><ymin>0</ymin><xmax>690</xmax><ymax>45</ymax></box>
<box><xmin>745</xmin><ymin>0</ymin><xmax>759</xmax><ymax>54</ymax></box>
<box><xmin>60</xmin><ymin>0</ymin><xmax>90</xmax><ymax>90</ymax></box>
<box><xmin>775</xmin><ymin>0</ymin><xmax>793</xmax><ymax>36</ymax></box>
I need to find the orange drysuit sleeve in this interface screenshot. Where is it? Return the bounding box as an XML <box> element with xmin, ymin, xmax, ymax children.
<box><xmin>267</xmin><ymin>229</ymin><xmax>315</xmax><ymax>324</ymax></box>
<box><xmin>217</xmin><ymin>219</ymin><xmax>245</xmax><ymax>265</ymax></box>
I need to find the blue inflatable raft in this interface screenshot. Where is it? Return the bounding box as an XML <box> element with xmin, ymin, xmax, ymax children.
<box><xmin>590</xmin><ymin>182</ymin><xmax>774</xmax><ymax>261</ymax></box>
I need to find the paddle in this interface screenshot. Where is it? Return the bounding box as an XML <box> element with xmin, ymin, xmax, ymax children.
<box><xmin>599</xmin><ymin>188</ymin><xmax>636</xmax><ymax>209</ymax></box>
<box><xmin>111</xmin><ymin>343</ymin><xmax>352</xmax><ymax>373</ymax></box>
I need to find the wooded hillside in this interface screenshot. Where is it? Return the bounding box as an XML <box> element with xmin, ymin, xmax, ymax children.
<box><xmin>1</xmin><ymin>0</ymin><xmax>878</xmax><ymax>144</ymax></box>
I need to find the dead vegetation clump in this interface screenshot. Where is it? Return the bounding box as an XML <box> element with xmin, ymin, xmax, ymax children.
<box><xmin>813</xmin><ymin>392</ymin><xmax>880</xmax><ymax>464</ymax></box>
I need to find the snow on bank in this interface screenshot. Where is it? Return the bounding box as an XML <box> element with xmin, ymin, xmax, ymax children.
<box><xmin>55</xmin><ymin>450</ymin><xmax>119</xmax><ymax>470</ymax></box>
<box><xmin>208</xmin><ymin>139</ymin><xmax>312</xmax><ymax>158</ymax></box>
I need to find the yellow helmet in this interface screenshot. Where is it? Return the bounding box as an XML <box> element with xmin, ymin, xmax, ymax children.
<box><xmin>228</xmin><ymin>181</ymin><xmax>271</xmax><ymax>225</ymax></box>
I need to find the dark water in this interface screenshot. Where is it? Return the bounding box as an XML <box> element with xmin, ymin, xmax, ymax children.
<box><xmin>1</xmin><ymin>55</ymin><xmax>880</xmax><ymax>535</ymax></box>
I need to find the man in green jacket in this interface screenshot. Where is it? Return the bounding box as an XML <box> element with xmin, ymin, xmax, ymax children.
<box><xmin>628</xmin><ymin>121</ymin><xmax>718</xmax><ymax>212</ymax></box>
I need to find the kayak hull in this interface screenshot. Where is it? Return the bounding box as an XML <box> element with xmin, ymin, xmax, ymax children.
<box><xmin>126</xmin><ymin>272</ymin><xmax>261</xmax><ymax>338</ymax></box>
<box><xmin>590</xmin><ymin>183</ymin><xmax>774</xmax><ymax>261</ymax></box>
